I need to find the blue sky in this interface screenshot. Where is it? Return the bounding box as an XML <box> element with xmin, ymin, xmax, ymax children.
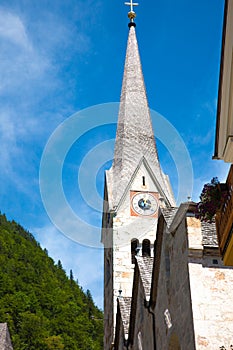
<box><xmin>0</xmin><ymin>0</ymin><xmax>229</xmax><ymax>308</ymax></box>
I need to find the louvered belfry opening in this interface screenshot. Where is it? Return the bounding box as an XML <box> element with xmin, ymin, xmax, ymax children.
<box><xmin>131</xmin><ymin>239</ymin><xmax>139</xmax><ymax>263</ymax></box>
<box><xmin>142</xmin><ymin>239</ymin><xmax>151</xmax><ymax>257</ymax></box>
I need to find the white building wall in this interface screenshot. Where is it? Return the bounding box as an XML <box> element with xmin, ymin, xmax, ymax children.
<box><xmin>187</xmin><ymin>217</ymin><xmax>233</xmax><ymax>349</ymax></box>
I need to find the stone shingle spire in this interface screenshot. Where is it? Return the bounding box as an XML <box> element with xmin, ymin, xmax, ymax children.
<box><xmin>113</xmin><ymin>23</ymin><xmax>159</xmax><ymax>172</ymax></box>
<box><xmin>108</xmin><ymin>23</ymin><xmax>175</xmax><ymax>209</ymax></box>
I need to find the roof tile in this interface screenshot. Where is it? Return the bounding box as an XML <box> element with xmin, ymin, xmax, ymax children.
<box><xmin>161</xmin><ymin>207</ymin><xmax>179</xmax><ymax>227</ymax></box>
<box><xmin>136</xmin><ymin>256</ymin><xmax>153</xmax><ymax>297</ymax></box>
<box><xmin>118</xmin><ymin>297</ymin><xmax>132</xmax><ymax>335</ymax></box>
<box><xmin>201</xmin><ymin>220</ymin><xmax>218</xmax><ymax>247</ymax></box>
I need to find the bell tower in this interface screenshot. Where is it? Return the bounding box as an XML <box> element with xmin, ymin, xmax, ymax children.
<box><xmin>101</xmin><ymin>3</ymin><xmax>175</xmax><ymax>348</ymax></box>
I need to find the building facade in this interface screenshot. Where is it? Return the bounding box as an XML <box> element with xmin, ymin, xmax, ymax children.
<box><xmin>214</xmin><ymin>0</ymin><xmax>233</xmax><ymax>266</ymax></box>
<box><xmin>102</xmin><ymin>3</ymin><xmax>233</xmax><ymax>349</ymax></box>
<box><xmin>115</xmin><ymin>205</ymin><xmax>233</xmax><ymax>349</ymax></box>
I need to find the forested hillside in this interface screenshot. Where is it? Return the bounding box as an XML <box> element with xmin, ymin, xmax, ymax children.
<box><xmin>0</xmin><ymin>213</ymin><xmax>103</xmax><ymax>349</ymax></box>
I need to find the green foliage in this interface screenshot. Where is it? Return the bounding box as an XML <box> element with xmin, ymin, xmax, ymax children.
<box><xmin>45</xmin><ymin>335</ymin><xmax>64</xmax><ymax>349</ymax></box>
<box><xmin>0</xmin><ymin>213</ymin><xmax>103</xmax><ymax>349</ymax></box>
<box><xmin>195</xmin><ymin>177</ymin><xmax>228</xmax><ymax>222</ymax></box>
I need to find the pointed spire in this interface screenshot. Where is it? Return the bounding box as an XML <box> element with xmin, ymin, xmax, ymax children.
<box><xmin>108</xmin><ymin>17</ymin><xmax>175</xmax><ymax>209</ymax></box>
<box><xmin>113</xmin><ymin>24</ymin><xmax>159</xmax><ymax>170</ymax></box>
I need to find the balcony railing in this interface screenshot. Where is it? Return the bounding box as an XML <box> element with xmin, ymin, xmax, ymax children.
<box><xmin>215</xmin><ymin>165</ymin><xmax>233</xmax><ymax>262</ymax></box>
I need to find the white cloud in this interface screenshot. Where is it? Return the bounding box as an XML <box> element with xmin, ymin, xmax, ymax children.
<box><xmin>0</xmin><ymin>109</ymin><xmax>15</xmax><ymax>143</ymax></box>
<box><xmin>0</xmin><ymin>8</ymin><xmax>75</xmax><ymax>192</ymax></box>
<box><xmin>0</xmin><ymin>10</ymin><xmax>31</xmax><ymax>50</ymax></box>
<box><xmin>188</xmin><ymin>129</ymin><xmax>214</xmax><ymax>147</ymax></box>
<box><xmin>0</xmin><ymin>2</ymin><xmax>102</xmax><ymax>309</ymax></box>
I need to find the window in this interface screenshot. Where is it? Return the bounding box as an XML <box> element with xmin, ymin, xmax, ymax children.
<box><xmin>131</xmin><ymin>239</ymin><xmax>139</xmax><ymax>263</ymax></box>
<box><xmin>142</xmin><ymin>176</ymin><xmax>145</xmax><ymax>186</ymax></box>
<box><xmin>142</xmin><ymin>239</ymin><xmax>151</xmax><ymax>257</ymax></box>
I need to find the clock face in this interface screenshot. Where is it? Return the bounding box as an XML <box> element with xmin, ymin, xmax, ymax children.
<box><xmin>131</xmin><ymin>192</ymin><xmax>158</xmax><ymax>216</ymax></box>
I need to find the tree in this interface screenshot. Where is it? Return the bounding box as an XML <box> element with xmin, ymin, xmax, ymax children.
<box><xmin>0</xmin><ymin>213</ymin><xmax>103</xmax><ymax>350</ymax></box>
<box><xmin>45</xmin><ymin>335</ymin><xmax>64</xmax><ymax>350</ymax></box>
<box><xmin>70</xmin><ymin>269</ymin><xmax>74</xmax><ymax>282</ymax></box>
<box><xmin>195</xmin><ymin>177</ymin><xmax>228</xmax><ymax>222</ymax></box>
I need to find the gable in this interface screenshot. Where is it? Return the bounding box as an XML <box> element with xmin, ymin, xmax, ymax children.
<box><xmin>113</xmin><ymin>157</ymin><xmax>174</xmax><ymax>215</ymax></box>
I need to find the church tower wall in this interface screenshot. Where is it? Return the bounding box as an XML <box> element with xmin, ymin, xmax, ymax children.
<box><xmin>103</xmin><ymin>174</ymin><xmax>160</xmax><ymax>348</ymax></box>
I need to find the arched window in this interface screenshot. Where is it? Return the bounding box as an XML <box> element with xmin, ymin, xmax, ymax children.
<box><xmin>131</xmin><ymin>239</ymin><xmax>139</xmax><ymax>264</ymax></box>
<box><xmin>142</xmin><ymin>239</ymin><xmax>151</xmax><ymax>257</ymax></box>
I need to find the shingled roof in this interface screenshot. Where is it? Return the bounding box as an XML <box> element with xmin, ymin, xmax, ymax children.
<box><xmin>136</xmin><ymin>256</ymin><xmax>153</xmax><ymax>299</ymax></box>
<box><xmin>117</xmin><ymin>297</ymin><xmax>132</xmax><ymax>336</ymax></box>
<box><xmin>162</xmin><ymin>204</ymin><xmax>219</xmax><ymax>249</ymax></box>
<box><xmin>201</xmin><ymin>220</ymin><xmax>218</xmax><ymax>248</ymax></box>
<box><xmin>161</xmin><ymin>207</ymin><xmax>179</xmax><ymax>227</ymax></box>
<box><xmin>0</xmin><ymin>323</ymin><xmax>13</xmax><ymax>350</ymax></box>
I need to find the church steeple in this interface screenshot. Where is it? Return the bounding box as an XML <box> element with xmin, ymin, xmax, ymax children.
<box><xmin>102</xmin><ymin>8</ymin><xmax>175</xmax><ymax>348</ymax></box>
<box><xmin>109</xmin><ymin>13</ymin><xmax>175</xmax><ymax>209</ymax></box>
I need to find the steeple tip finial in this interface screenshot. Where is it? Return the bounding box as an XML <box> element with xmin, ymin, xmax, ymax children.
<box><xmin>124</xmin><ymin>0</ymin><xmax>139</xmax><ymax>25</ymax></box>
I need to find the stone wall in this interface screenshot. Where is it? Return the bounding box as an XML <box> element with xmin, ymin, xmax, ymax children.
<box><xmin>104</xmin><ymin>247</ymin><xmax>114</xmax><ymax>350</ymax></box>
<box><xmin>187</xmin><ymin>217</ymin><xmax>233</xmax><ymax>350</ymax></box>
<box><xmin>154</xmin><ymin>215</ymin><xmax>196</xmax><ymax>349</ymax></box>
<box><xmin>128</xmin><ymin>264</ymin><xmax>153</xmax><ymax>350</ymax></box>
